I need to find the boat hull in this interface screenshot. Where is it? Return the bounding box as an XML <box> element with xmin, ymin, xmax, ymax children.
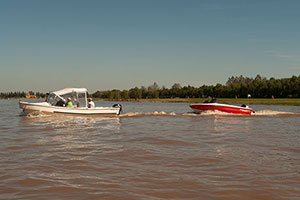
<box><xmin>190</xmin><ymin>103</ymin><xmax>253</xmax><ymax>115</ymax></box>
<box><xmin>19</xmin><ymin>101</ymin><xmax>121</xmax><ymax>116</ymax></box>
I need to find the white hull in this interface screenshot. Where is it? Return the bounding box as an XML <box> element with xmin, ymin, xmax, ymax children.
<box><xmin>19</xmin><ymin>101</ymin><xmax>121</xmax><ymax>116</ymax></box>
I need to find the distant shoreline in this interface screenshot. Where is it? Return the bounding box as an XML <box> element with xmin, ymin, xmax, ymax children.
<box><xmin>112</xmin><ymin>98</ymin><xmax>300</xmax><ymax>106</ymax></box>
<box><xmin>0</xmin><ymin>97</ymin><xmax>45</xmax><ymax>100</ymax></box>
<box><xmin>2</xmin><ymin>97</ymin><xmax>299</xmax><ymax>106</ymax></box>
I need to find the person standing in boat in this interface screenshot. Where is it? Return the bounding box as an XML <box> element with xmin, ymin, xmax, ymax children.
<box><xmin>88</xmin><ymin>98</ymin><xmax>95</xmax><ymax>108</ymax></box>
<box><xmin>66</xmin><ymin>98</ymin><xmax>73</xmax><ymax>107</ymax></box>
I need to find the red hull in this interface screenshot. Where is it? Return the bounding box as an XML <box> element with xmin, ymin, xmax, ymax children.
<box><xmin>190</xmin><ymin>103</ymin><xmax>253</xmax><ymax>115</ymax></box>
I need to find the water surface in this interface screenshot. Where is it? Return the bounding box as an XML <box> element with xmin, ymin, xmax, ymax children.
<box><xmin>0</xmin><ymin>100</ymin><xmax>300</xmax><ymax>199</ymax></box>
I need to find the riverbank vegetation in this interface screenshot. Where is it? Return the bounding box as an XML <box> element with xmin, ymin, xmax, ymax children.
<box><xmin>0</xmin><ymin>91</ymin><xmax>46</xmax><ymax>99</ymax></box>
<box><xmin>1</xmin><ymin>75</ymin><xmax>300</xmax><ymax>105</ymax></box>
<box><xmin>91</xmin><ymin>75</ymin><xmax>300</xmax><ymax>100</ymax></box>
<box><xmin>90</xmin><ymin>98</ymin><xmax>300</xmax><ymax>106</ymax></box>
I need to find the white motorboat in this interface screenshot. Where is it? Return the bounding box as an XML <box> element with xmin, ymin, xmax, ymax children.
<box><xmin>19</xmin><ymin>88</ymin><xmax>122</xmax><ymax>116</ymax></box>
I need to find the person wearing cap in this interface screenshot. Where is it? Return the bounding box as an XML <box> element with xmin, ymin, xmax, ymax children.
<box><xmin>88</xmin><ymin>98</ymin><xmax>95</xmax><ymax>108</ymax></box>
<box><xmin>66</xmin><ymin>98</ymin><xmax>73</xmax><ymax>107</ymax></box>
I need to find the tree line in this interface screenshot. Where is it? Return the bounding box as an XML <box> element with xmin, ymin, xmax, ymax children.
<box><xmin>91</xmin><ymin>75</ymin><xmax>300</xmax><ymax>100</ymax></box>
<box><xmin>1</xmin><ymin>75</ymin><xmax>299</xmax><ymax>99</ymax></box>
<box><xmin>0</xmin><ymin>91</ymin><xmax>46</xmax><ymax>98</ymax></box>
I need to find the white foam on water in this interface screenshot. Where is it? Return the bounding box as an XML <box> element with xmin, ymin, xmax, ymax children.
<box><xmin>252</xmin><ymin>110</ymin><xmax>300</xmax><ymax>116</ymax></box>
<box><xmin>119</xmin><ymin>110</ymin><xmax>300</xmax><ymax>118</ymax></box>
<box><xmin>119</xmin><ymin>110</ymin><xmax>250</xmax><ymax>117</ymax></box>
<box><xmin>119</xmin><ymin>111</ymin><xmax>177</xmax><ymax>117</ymax></box>
<box><xmin>23</xmin><ymin>110</ymin><xmax>300</xmax><ymax>119</ymax></box>
<box><xmin>26</xmin><ymin>112</ymin><xmax>52</xmax><ymax>118</ymax></box>
<box><xmin>196</xmin><ymin>110</ymin><xmax>245</xmax><ymax>116</ymax></box>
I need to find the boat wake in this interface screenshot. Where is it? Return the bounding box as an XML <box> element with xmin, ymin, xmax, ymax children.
<box><xmin>22</xmin><ymin>110</ymin><xmax>300</xmax><ymax>118</ymax></box>
<box><xmin>119</xmin><ymin>110</ymin><xmax>300</xmax><ymax>117</ymax></box>
<box><xmin>120</xmin><ymin>111</ymin><xmax>178</xmax><ymax>117</ymax></box>
<box><xmin>25</xmin><ymin>112</ymin><xmax>52</xmax><ymax>118</ymax></box>
<box><xmin>119</xmin><ymin>111</ymin><xmax>250</xmax><ymax>117</ymax></box>
<box><xmin>252</xmin><ymin>110</ymin><xmax>300</xmax><ymax>116</ymax></box>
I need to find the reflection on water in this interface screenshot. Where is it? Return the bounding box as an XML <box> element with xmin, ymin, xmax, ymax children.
<box><xmin>213</xmin><ymin>116</ymin><xmax>250</xmax><ymax>134</ymax></box>
<box><xmin>20</xmin><ymin>114</ymin><xmax>120</xmax><ymax>131</ymax></box>
<box><xmin>18</xmin><ymin>114</ymin><xmax>123</xmax><ymax>155</ymax></box>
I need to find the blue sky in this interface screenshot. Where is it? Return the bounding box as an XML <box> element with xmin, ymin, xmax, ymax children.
<box><xmin>1</xmin><ymin>0</ymin><xmax>300</xmax><ymax>92</ymax></box>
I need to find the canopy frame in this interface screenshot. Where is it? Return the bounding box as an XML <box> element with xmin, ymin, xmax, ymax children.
<box><xmin>48</xmin><ymin>88</ymin><xmax>88</xmax><ymax>107</ymax></box>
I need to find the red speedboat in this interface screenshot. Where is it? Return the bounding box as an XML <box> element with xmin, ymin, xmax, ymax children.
<box><xmin>190</xmin><ymin>102</ymin><xmax>254</xmax><ymax>115</ymax></box>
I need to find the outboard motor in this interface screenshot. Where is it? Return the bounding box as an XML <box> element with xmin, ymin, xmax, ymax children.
<box><xmin>113</xmin><ymin>104</ymin><xmax>122</xmax><ymax>115</ymax></box>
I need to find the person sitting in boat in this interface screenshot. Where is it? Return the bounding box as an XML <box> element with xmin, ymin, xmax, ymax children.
<box><xmin>210</xmin><ymin>98</ymin><xmax>217</xmax><ymax>103</ymax></box>
<box><xmin>66</xmin><ymin>98</ymin><xmax>73</xmax><ymax>107</ymax></box>
<box><xmin>204</xmin><ymin>96</ymin><xmax>212</xmax><ymax>103</ymax></box>
<box><xmin>88</xmin><ymin>98</ymin><xmax>95</xmax><ymax>108</ymax></box>
<box><xmin>55</xmin><ymin>99</ymin><xmax>66</xmax><ymax>107</ymax></box>
<box><xmin>204</xmin><ymin>97</ymin><xmax>217</xmax><ymax>103</ymax></box>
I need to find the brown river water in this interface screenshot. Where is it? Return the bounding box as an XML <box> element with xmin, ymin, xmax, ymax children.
<box><xmin>1</xmin><ymin>100</ymin><xmax>300</xmax><ymax>200</ymax></box>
